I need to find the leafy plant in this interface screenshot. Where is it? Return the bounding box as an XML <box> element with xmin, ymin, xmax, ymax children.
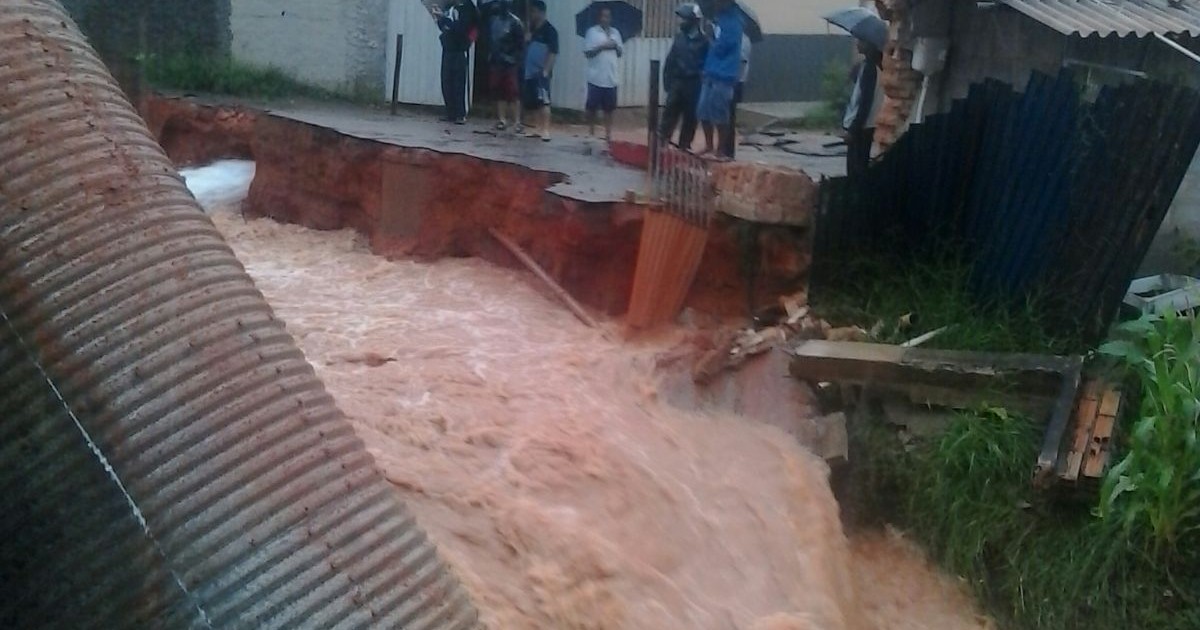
<box><xmin>1099</xmin><ymin>312</ymin><xmax>1200</xmax><ymax>557</ymax></box>
<box><xmin>848</xmin><ymin>403</ymin><xmax>1200</xmax><ymax>629</ymax></box>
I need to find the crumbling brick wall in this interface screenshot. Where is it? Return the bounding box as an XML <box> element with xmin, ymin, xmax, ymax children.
<box><xmin>872</xmin><ymin>0</ymin><xmax>923</xmax><ymax>153</ymax></box>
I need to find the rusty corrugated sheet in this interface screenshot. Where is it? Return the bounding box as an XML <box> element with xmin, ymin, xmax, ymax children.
<box><xmin>0</xmin><ymin>1</ymin><xmax>479</xmax><ymax>627</ymax></box>
<box><xmin>813</xmin><ymin>69</ymin><xmax>1200</xmax><ymax>342</ymax></box>
<box><xmin>998</xmin><ymin>0</ymin><xmax>1200</xmax><ymax>37</ymax></box>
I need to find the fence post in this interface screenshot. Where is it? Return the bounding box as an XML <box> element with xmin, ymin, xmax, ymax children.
<box><xmin>648</xmin><ymin>59</ymin><xmax>661</xmax><ymax>173</ymax></box>
<box><xmin>390</xmin><ymin>34</ymin><xmax>404</xmax><ymax>116</ymax></box>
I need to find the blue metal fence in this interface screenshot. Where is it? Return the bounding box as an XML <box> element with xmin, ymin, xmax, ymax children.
<box><xmin>813</xmin><ymin>70</ymin><xmax>1200</xmax><ymax>341</ymax></box>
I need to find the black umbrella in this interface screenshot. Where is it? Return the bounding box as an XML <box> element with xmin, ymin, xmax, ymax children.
<box><xmin>699</xmin><ymin>0</ymin><xmax>764</xmax><ymax>43</ymax></box>
<box><xmin>575</xmin><ymin>1</ymin><xmax>644</xmax><ymax>40</ymax></box>
<box><xmin>823</xmin><ymin>6</ymin><xmax>888</xmax><ymax>50</ymax></box>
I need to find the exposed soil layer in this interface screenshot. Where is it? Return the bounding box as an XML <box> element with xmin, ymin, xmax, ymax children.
<box><xmin>142</xmin><ymin>94</ymin><xmax>810</xmax><ymax>318</ymax></box>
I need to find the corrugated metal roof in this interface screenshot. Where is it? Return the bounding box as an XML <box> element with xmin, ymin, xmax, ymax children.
<box><xmin>997</xmin><ymin>0</ymin><xmax>1200</xmax><ymax>37</ymax></box>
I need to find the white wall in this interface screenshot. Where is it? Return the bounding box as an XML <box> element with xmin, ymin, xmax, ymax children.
<box><xmin>232</xmin><ymin>0</ymin><xmax>387</xmax><ymax>93</ymax></box>
<box><xmin>385</xmin><ymin>0</ymin><xmax>457</xmax><ymax>105</ymax></box>
<box><xmin>1142</xmin><ymin>147</ymin><xmax>1200</xmax><ymax>274</ymax></box>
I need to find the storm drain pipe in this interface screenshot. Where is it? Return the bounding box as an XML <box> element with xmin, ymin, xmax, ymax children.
<box><xmin>0</xmin><ymin>1</ymin><xmax>478</xmax><ymax>628</ymax></box>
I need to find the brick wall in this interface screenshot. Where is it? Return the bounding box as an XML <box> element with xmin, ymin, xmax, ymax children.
<box><xmin>872</xmin><ymin>0</ymin><xmax>922</xmax><ymax>153</ymax></box>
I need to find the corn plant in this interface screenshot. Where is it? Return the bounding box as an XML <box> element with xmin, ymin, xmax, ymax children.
<box><xmin>1099</xmin><ymin>312</ymin><xmax>1200</xmax><ymax>557</ymax></box>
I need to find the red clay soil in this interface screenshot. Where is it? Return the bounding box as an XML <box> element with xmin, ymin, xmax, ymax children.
<box><xmin>142</xmin><ymin>95</ymin><xmax>809</xmax><ymax>318</ymax></box>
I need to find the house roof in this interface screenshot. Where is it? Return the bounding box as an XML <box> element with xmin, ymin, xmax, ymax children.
<box><xmin>996</xmin><ymin>0</ymin><xmax>1200</xmax><ymax>37</ymax></box>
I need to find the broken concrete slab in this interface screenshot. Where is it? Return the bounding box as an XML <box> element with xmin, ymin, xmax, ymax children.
<box><xmin>788</xmin><ymin>340</ymin><xmax>1080</xmax><ymax>417</ymax></box>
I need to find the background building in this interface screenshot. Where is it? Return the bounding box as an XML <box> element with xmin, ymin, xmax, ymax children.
<box><xmin>226</xmin><ymin>0</ymin><xmax>855</xmax><ymax>109</ymax></box>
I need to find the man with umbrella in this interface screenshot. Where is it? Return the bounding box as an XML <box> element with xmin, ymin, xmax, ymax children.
<box><xmin>696</xmin><ymin>0</ymin><xmax>743</xmax><ymax>159</ymax></box>
<box><xmin>823</xmin><ymin>6</ymin><xmax>888</xmax><ymax>178</ymax></box>
<box><xmin>582</xmin><ymin>5</ymin><xmax>624</xmax><ymax>143</ymax></box>
<box><xmin>660</xmin><ymin>3</ymin><xmax>707</xmax><ymax>151</ymax></box>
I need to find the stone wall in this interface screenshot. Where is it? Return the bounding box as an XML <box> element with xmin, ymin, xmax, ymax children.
<box><xmin>230</xmin><ymin>0</ymin><xmax>387</xmax><ymax>95</ymax></box>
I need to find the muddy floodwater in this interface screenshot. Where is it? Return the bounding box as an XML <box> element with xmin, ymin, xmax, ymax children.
<box><xmin>186</xmin><ymin>162</ymin><xmax>988</xmax><ymax>630</ymax></box>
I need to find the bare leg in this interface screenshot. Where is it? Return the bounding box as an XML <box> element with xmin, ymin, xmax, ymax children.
<box><xmin>701</xmin><ymin>122</ymin><xmax>715</xmax><ymax>153</ymax></box>
<box><xmin>540</xmin><ymin>107</ymin><xmax>552</xmax><ymax>139</ymax></box>
<box><xmin>717</xmin><ymin>124</ymin><xmax>734</xmax><ymax>159</ymax></box>
<box><xmin>587</xmin><ymin>109</ymin><xmax>597</xmax><ymax>137</ymax></box>
<box><xmin>603</xmin><ymin>111</ymin><xmax>614</xmax><ymax>143</ymax></box>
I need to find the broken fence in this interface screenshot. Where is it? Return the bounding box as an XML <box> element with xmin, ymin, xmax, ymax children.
<box><xmin>813</xmin><ymin>70</ymin><xmax>1200</xmax><ymax>341</ymax></box>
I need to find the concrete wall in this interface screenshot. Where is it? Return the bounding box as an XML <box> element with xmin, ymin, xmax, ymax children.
<box><xmin>231</xmin><ymin>0</ymin><xmax>388</xmax><ymax>95</ymax></box>
<box><xmin>1141</xmin><ymin>143</ymin><xmax>1200</xmax><ymax>275</ymax></box>
<box><xmin>744</xmin><ymin>34</ymin><xmax>854</xmax><ymax>103</ymax></box>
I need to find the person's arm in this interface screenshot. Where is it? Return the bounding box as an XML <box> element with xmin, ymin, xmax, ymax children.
<box><xmin>543</xmin><ymin>27</ymin><xmax>559</xmax><ymax>77</ymax></box>
<box><xmin>663</xmin><ymin>40</ymin><xmax>679</xmax><ymax>91</ymax></box>
<box><xmin>584</xmin><ymin>28</ymin><xmax>602</xmax><ymax>58</ymax></box>
<box><xmin>711</xmin><ymin>14</ymin><xmax>741</xmax><ymax>59</ymax></box>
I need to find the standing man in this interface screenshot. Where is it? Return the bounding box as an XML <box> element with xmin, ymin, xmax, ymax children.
<box><xmin>521</xmin><ymin>0</ymin><xmax>558</xmax><ymax>141</ymax></box>
<box><xmin>583</xmin><ymin>6</ymin><xmax>624</xmax><ymax>143</ymax></box>
<box><xmin>696</xmin><ymin>0</ymin><xmax>743</xmax><ymax>159</ymax></box>
<box><xmin>720</xmin><ymin>33</ymin><xmax>751</xmax><ymax>158</ymax></box>
<box><xmin>434</xmin><ymin>0</ymin><xmax>479</xmax><ymax>124</ymax></box>
<box><xmin>487</xmin><ymin>0</ymin><xmax>524</xmax><ymax>131</ymax></box>
<box><xmin>842</xmin><ymin>39</ymin><xmax>883</xmax><ymax>179</ymax></box>
<box><xmin>660</xmin><ymin>3</ymin><xmax>707</xmax><ymax>150</ymax></box>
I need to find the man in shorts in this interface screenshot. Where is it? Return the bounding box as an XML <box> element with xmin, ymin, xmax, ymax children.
<box><xmin>487</xmin><ymin>0</ymin><xmax>524</xmax><ymax>131</ymax></box>
<box><xmin>521</xmin><ymin>0</ymin><xmax>558</xmax><ymax>141</ymax></box>
<box><xmin>697</xmin><ymin>0</ymin><xmax>743</xmax><ymax>159</ymax></box>
<box><xmin>583</xmin><ymin>6</ymin><xmax>624</xmax><ymax>143</ymax></box>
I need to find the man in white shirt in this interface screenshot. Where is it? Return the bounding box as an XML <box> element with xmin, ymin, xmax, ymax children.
<box><xmin>583</xmin><ymin>6</ymin><xmax>624</xmax><ymax>142</ymax></box>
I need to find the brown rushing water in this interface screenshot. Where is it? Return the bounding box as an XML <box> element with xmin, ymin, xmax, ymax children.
<box><xmin>188</xmin><ymin>162</ymin><xmax>988</xmax><ymax>630</ymax></box>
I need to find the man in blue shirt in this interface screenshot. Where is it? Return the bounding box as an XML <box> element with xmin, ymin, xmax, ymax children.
<box><xmin>520</xmin><ymin>0</ymin><xmax>558</xmax><ymax>141</ymax></box>
<box><xmin>696</xmin><ymin>0</ymin><xmax>742</xmax><ymax>159</ymax></box>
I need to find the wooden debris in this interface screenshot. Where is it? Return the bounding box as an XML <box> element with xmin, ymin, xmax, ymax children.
<box><xmin>826</xmin><ymin>326</ymin><xmax>869</xmax><ymax>342</ymax></box>
<box><xmin>901</xmin><ymin>325</ymin><xmax>950</xmax><ymax>348</ymax></box>
<box><xmin>489</xmin><ymin>228</ymin><xmax>601</xmax><ymax>330</ymax></box>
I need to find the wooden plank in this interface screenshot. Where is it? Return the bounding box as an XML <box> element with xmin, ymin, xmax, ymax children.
<box><xmin>1061</xmin><ymin>381</ymin><xmax>1101</xmax><ymax>482</ymax></box>
<box><xmin>489</xmin><ymin>229</ymin><xmax>600</xmax><ymax>330</ymax></box>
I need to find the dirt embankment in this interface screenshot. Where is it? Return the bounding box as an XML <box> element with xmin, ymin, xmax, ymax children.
<box><xmin>141</xmin><ymin>94</ymin><xmax>811</xmax><ymax>319</ymax></box>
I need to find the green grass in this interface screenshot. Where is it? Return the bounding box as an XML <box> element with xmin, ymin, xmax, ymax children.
<box><xmin>142</xmin><ymin>53</ymin><xmax>354</xmax><ymax>102</ymax></box>
<box><xmin>813</xmin><ymin>254</ymin><xmax>1082</xmax><ymax>355</ymax></box>
<box><xmin>847</xmin><ymin>405</ymin><xmax>1200</xmax><ymax>629</ymax></box>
